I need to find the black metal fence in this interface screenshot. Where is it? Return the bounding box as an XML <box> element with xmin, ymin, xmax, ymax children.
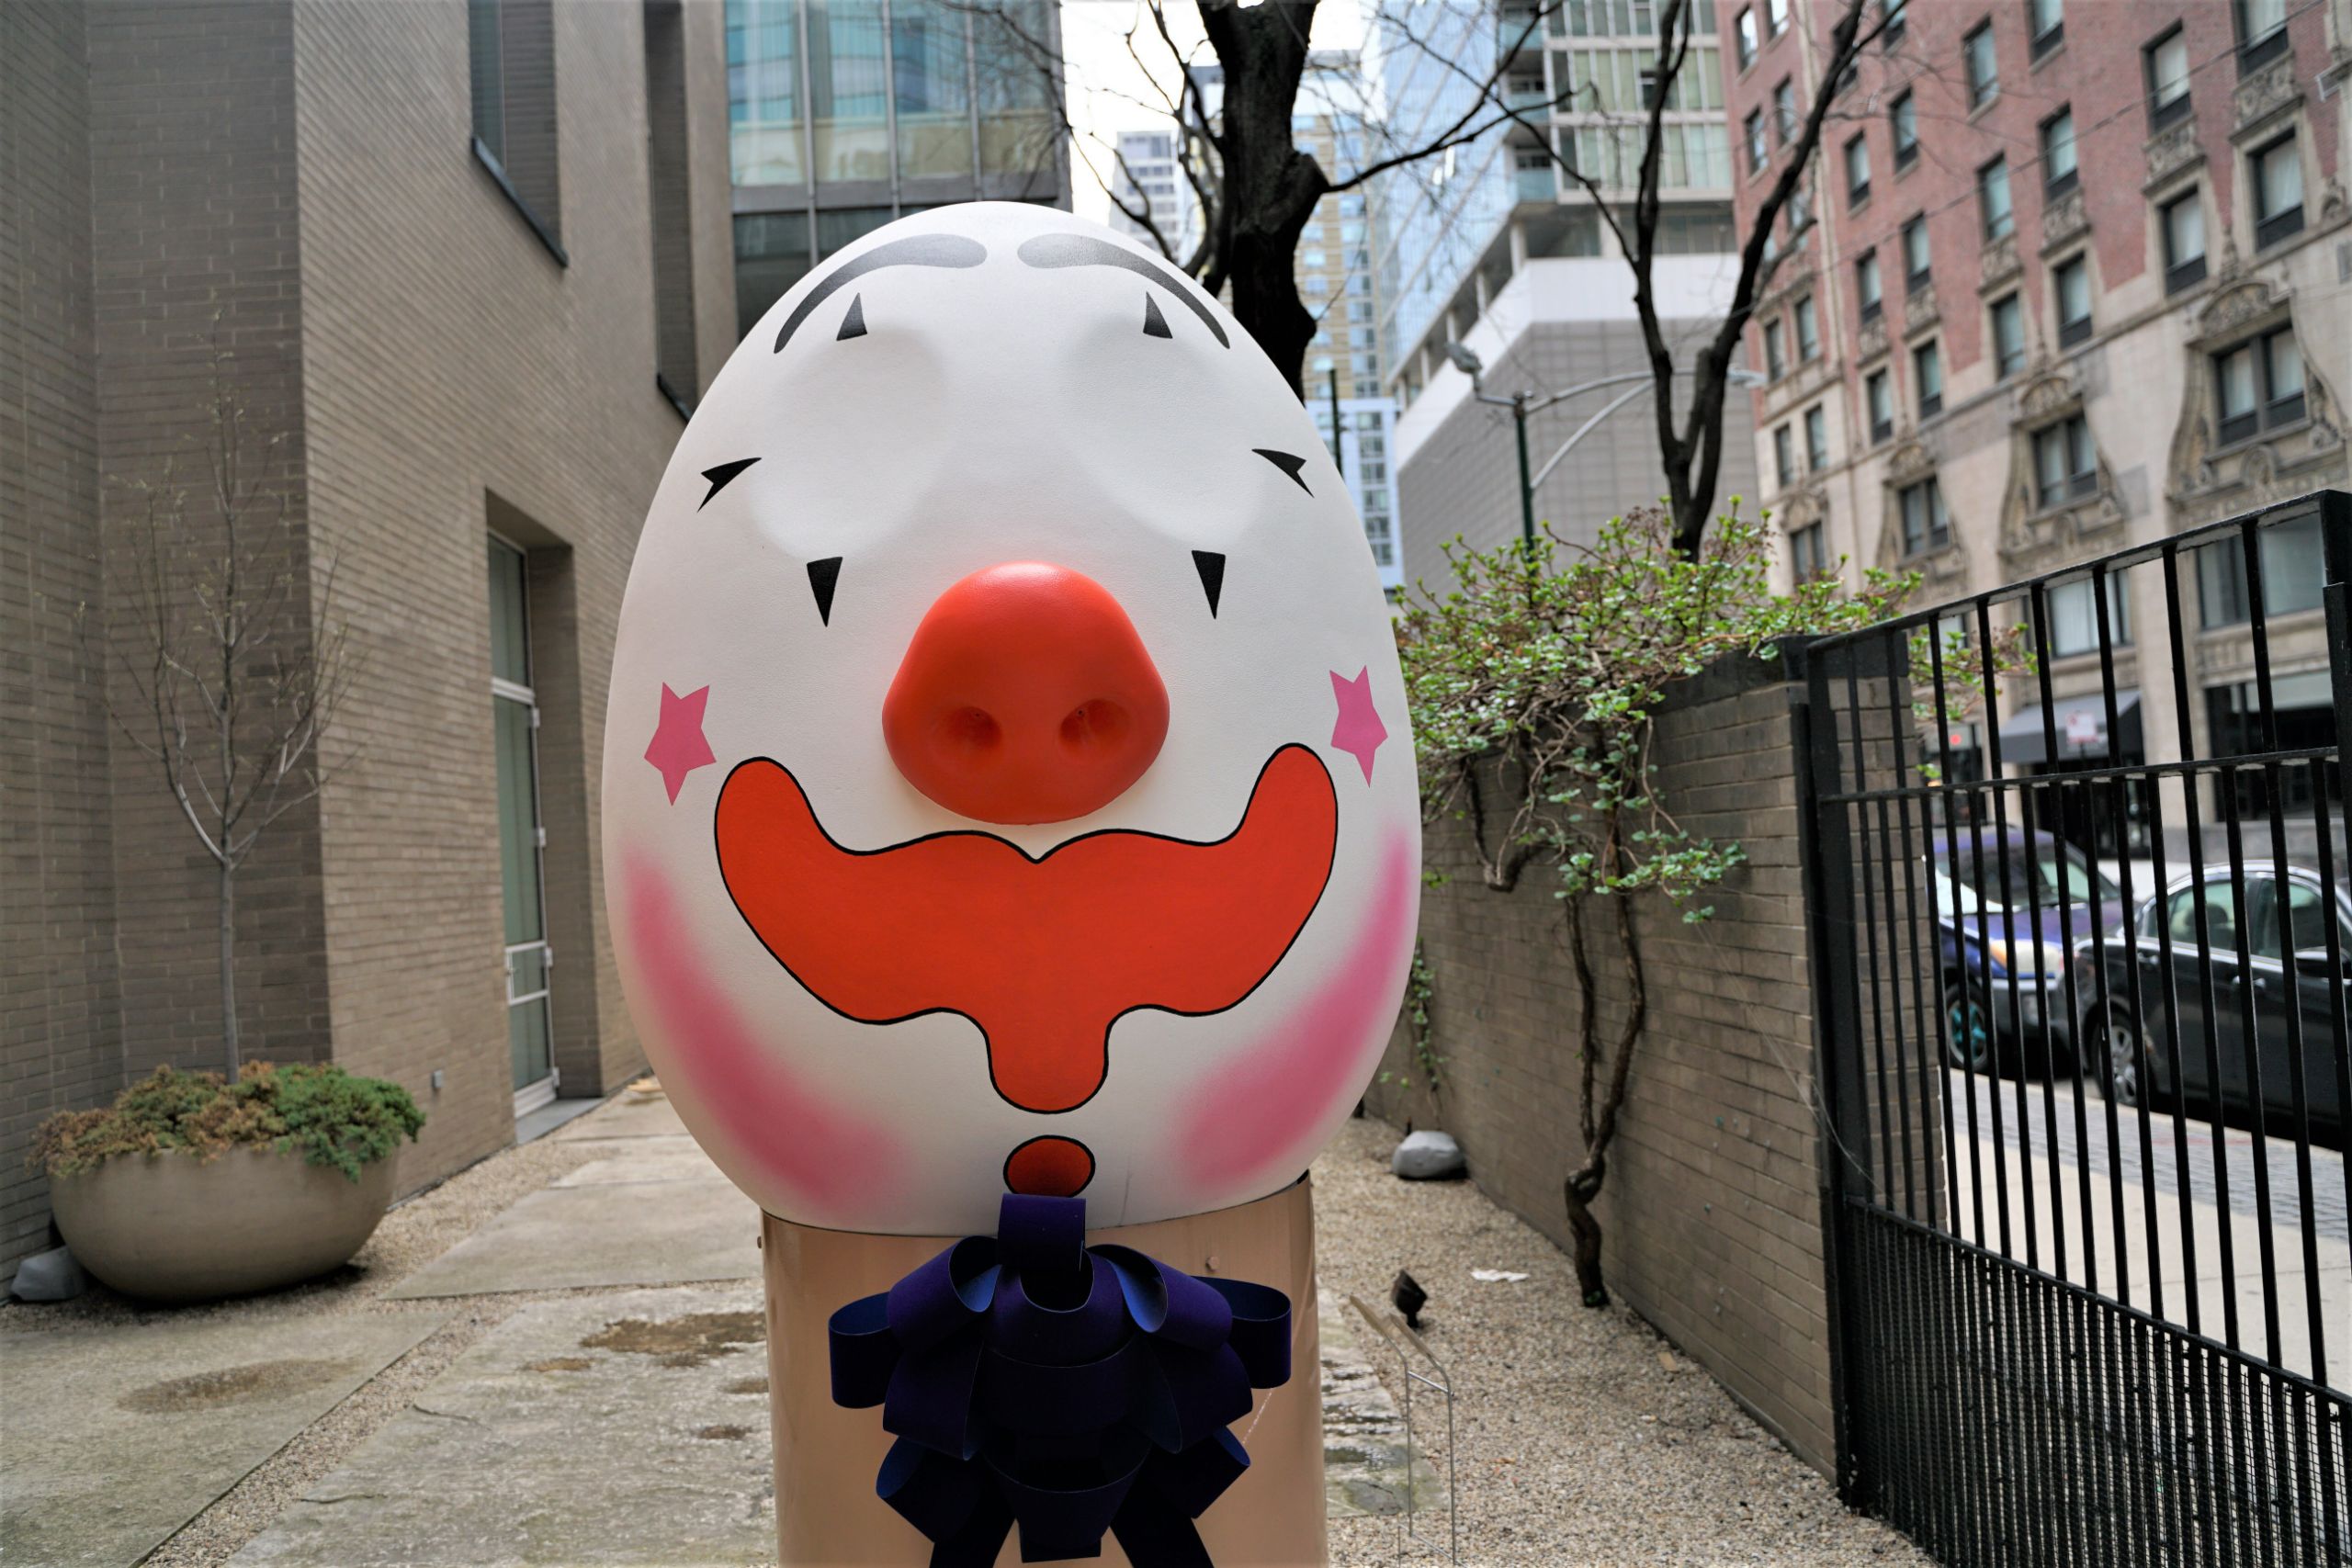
<box><xmin>1793</xmin><ymin>491</ymin><xmax>2351</xmax><ymax>1566</ymax></box>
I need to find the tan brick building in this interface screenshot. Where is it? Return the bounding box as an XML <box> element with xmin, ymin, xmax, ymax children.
<box><xmin>1728</xmin><ymin>0</ymin><xmax>2349</xmax><ymax>852</ymax></box>
<box><xmin>1</xmin><ymin>0</ymin><xmax>736</xmax><ymax>1280</ymax></box>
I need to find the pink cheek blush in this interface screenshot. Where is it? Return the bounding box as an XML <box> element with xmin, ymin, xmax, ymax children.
<box><xmin>622</xmin><ymin>853</ymin><xmax>899</xmax><ymax>1218</ymax></box>
<box><xmin>1174</xmin><ymin>831</ymin><xmax>1417</xmax><ymax>1200</ymax></box>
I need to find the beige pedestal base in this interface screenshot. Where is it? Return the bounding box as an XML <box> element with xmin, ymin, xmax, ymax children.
<box><xmin>763</xmin><ymin>1179</ymin><xmax>1326</xmax><ymax>1568</ymax></box>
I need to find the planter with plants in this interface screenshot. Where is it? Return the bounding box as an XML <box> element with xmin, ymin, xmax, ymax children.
<box><xmin>32</xmin><ymin>1062</ymin><xmax>424</xmax><ymax>1303</ymax></box>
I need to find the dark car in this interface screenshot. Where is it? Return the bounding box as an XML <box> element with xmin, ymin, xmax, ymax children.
<box><xmin>1930</xmin><ymin>827</ymin><xmax>2123</xmax><ymax>1074</ymax></box>
<box><xmin>2073</xmin><ymin>861</ymin><xmax>2350</xmax><ymax>1140</ymax></box>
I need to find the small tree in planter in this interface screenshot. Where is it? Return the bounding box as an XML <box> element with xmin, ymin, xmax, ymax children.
<box><xmin>1397</xmin><ymin>509</ymin><xmax>1914</xmax><ymax>1306</ymax></box>
<box><xmin>92</xmin><ymin>348</ymin><xmax>359</xmax><ymax>1075</ymax></box>
<box><xmin>31</xmin><ymin>1063</ymin><xmax>424</xmax><ymax>1302</ymax></box>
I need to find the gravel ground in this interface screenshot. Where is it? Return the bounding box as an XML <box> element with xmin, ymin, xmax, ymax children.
<box><xmin>1315</xmin><ymin>1115</ymin><xmax>1928</xmax><ymax>1568</ymax></box>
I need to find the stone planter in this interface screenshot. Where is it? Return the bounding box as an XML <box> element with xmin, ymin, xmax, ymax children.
<box><xmin>49</xmin><ymin>1145</ymin><xmax>397</xmax><ymax>1303</ymax></box>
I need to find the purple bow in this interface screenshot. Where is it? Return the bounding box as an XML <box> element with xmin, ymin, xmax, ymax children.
<box><xmin>827</xmin><ymin>1194</ymin><xmax>1293</xmax><ymax>1567</ymax></box>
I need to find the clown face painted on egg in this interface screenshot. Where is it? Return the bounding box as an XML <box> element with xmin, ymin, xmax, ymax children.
<box><xmin>603</xmin><ymin>203</ymin><xmax>1418</xmax><ymax>1236</ymax></box>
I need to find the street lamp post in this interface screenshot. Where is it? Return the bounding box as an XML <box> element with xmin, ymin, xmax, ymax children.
<box><xmin>1444</xmin><ymin>343</ymin><xmax>1764</xmax><ymax>551</ymax></box>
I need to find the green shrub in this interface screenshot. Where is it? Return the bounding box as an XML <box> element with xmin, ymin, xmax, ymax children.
<box><xmin>32</xmin><ymin>1063</ymin><xmax>425</xmax><ymax>1182</ymax></box>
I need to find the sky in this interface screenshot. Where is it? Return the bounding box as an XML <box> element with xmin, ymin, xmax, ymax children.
<box><xmin>1059</xmin><ymin>0</ymin><xmax>1370</xmax><ymax>227</ymax></box>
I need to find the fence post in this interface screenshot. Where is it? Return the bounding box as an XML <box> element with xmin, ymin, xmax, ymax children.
<box><xmin>1785</xmin><ymin>634</ymin><xmax>1871</xmax><ymax>1504</ymax></box>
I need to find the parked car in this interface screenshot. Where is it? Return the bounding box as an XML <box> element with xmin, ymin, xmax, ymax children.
<box><xmin>1929</xmin><ymin>828</ymin><xmax>2124</xmax><ymax>1074</ymax></box>
<box><xmin>2073</xmin><ymin>861</ymin><xmax>2349</xmax><ymax>1140</ymax></box>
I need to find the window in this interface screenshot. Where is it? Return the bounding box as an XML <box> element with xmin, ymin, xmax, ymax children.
<box><xmin>1901</xmin><ymin>214</ymin><xmax>1929</xmax><ymax>288</ymax></box>
<box><xmin>645</xmin><ymin>0</ymin><xmax>699</xmax><ymax>405</ymax></box>
<box><xmin>2236</xmin><ymin>0</ymin><xmax>2289</xmax><ymax>69</ymax></box>
<box><xmin>469</xmin><ymin>0</ymin><xmax>564</xmax><ymax>258</ymax></box>
<box><xmin>1844</xmin><ymin>134</ymin><xmax>1871</xmax><ymax>207</ymax></box>
<box><xmin>2145</xmin><ymin>28</ymin><xmax>2190</xmax><ymax>129</ymax></box>
<box><xmin>1891</xmin><ymin>91</ymin><xmax>1917</xmax><ymax>168</ymax></box>
<box><xmin>1990</xmin><ymin>292</ymin><xmax>2025</xmax><ymax>377</ymax></box>
<box><xmin>1736</xmin><ymin>6</ymin><xmax>1758</xmax><ymax>65</ymax></box>
<box><xmin>1964</xmin><ymin>22</ymin><xmax>1997</xmax><ymax>107</ymax></box>
<box><xmin>1913</xmin><ymin>340</ymin><xmax>1943</xmax><ymax>417</ymax></box>
<box><xmin>2053</xmin><ymin>254</ymin><xmax>2091</xmax><ymax>346</ymax></box>
<box><xmin>2047</xmin><ymin>573</ymin><xmax>2130</xmax><ymax>657</ymax></box>
<box><xmin>1745</xmin><ymin>109</ymin><xmax>1768</xmax><ymax>174</ymax></box>
<box><xmin>1774</xmin><ymin>79</ymin><xmax>1797</xmax><ymax>142</ymax></box>
<box><xmin>1767</xmin><ymin>0</ymin><xmax>1789</xmax><ymax>35</ymax></box>
<box><xmin>1856</xmin><ymin>249</ymin><xmax>1883</xmax><ymax>320</ymax></box>
<box><xmin>2199</xmin><ymin>514</ymin><xmax>2324</xmax><ymax>626</ymax></box>
<box><xmin>2162</xmin><ymin>191</ymin><xmax>2207</xmax><ymax>292</ymax></box>
<box><xmin>1795</xmin><ymin>294</ymin><xmax>1819</xmax><ymax>361</ymax></box>
<box><xmin>1867</xmin><ymin>368</ymin><xmax>1894</xmax><ymax>441</ymax></box>
<box><xmin>2031</xmin><ymin>413</ymin><xmax>2097</xmax><ymax>508</ymax></box>
<box><xmin>1774</xmin><ymin>423</ymin><xmax>1796</xmax><ymax>489</ymax></box>
<box><xmin>1787</xmin><ymin>182</ymin><xmax>1812</xmax><ymax>240</ymax></box>
<box><xmin>1978</xmin><ymin>158</ymin><xmax>2013</xmax><ymax>240</ymax></box>
<box><xmin>1791</xmin><ymin>523</ymin><xmax>1826</xmax><ymax>581</ymax></box>
<box><xmin>1764</xmin><ymin>317</ymin><xmax>1787</xmax><ymax>378</ymax></box>
<box><xmin>2212</xmin><ymin>324</ymin><xmax>2306</xmax><ymax>445</ymax></box>
<box><xmin>2041</xmin><ymin>108</ymin><xmax>2076</xmax><ymax>195</ymax></box>
<box><xmin>2252</xmin><ymin>133</ymin><xmax>2303</xmax><ymax>249</ymax></box>
<box><xmin>2028</xmin><ymin>0</ymin><xmax>2062</xmax><ymax>56</ymax></box>
<box><xmin>1804</xmin><ymin>403</ymin><xmax>1828</xmax><ymax>469</ymax></box>
<box><xmin>1883</xmin><ymin>0</ymin><xmax>1907</xmax><ymax>43</ymax></box>
<box><xmin>1899</xmin><ymin>477</ymin><xmax>1951</xmax><ymax>554</ymax></box>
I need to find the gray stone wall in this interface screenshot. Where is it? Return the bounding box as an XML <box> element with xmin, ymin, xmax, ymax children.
<box><xmin>1396</xmin><ymin>317</ymin><xmax>1760</xmax><ymax>596</ymax></box>
<box><xmin>1367</xmin><ymin>656</ymin><xmax>1840</xmax><ymax>1472</ymax></box>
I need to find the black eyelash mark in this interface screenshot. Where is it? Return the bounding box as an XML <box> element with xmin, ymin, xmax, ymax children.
<box><xmin>1253</xmin><ymin>449</ymin><xmax>1310</xmax><ymax>495</ymax></box>
<box><xmin>836</xmin><ymin>294</ymin><xmax>867</xmax><ymax>341</ymax></box>
<box><xmin>1192</xmin><ymin>550</ymin><xmax>1226</xmax><ymax>616</ymax></box>
<box><xmin>698</xmin><ymin>457</ymin><xmax>759</xmax><ymax>509</ymax></box>
<box><xmin>1142</xmin><ymin>295</ymin><xmax>1171</xmax><ymax>339</ymax></box>
<box><xmin>807</xmin><ymin>558</ymin><xmax>842</xmax><ymax>626</ymax></box>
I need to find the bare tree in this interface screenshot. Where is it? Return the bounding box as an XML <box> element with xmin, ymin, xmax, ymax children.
<box><xmin>91</xmin><ymin>349</ymin><xmax>359</xmax><ymax>1075</ymax></box>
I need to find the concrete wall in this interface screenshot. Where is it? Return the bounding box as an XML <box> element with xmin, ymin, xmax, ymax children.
<box><xmin>1366</xmin><ymin>655</ymin><xmax>1842</xmax><ymax>1472</ymax></box>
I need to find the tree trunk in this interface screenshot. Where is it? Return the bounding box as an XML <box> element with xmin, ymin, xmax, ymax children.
<box><xmin>220</xmin><ymin>860</ymin><xmax>241</xmax><ymax>1077</ymax></box>
<box><xmin>1198</xmin><ymin>0</ymin><xmax>1324</xmax><ymax>397</ymax></box>
<box><xmin>1562</xmin><ymin>1168</ymin><xmax>1608</xmax><ymax>1307</ymax></box>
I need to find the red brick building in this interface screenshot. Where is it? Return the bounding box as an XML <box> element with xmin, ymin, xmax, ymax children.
<box><xmin>1723</xmin><ymin>0</ymin><xmax>2347</xmax><ymax>837</ymax></box>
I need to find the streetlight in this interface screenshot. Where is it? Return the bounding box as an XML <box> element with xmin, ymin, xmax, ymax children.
<box><xmin>1445</xmin><ymin>341</ymin><xmax>1765</xmax><ymax>550</ymax></box>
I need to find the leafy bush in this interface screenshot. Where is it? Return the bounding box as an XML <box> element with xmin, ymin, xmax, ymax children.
<box><xmin>32</xmin><ymin>1063</ymin><xmax>425</xmax><ymax>1182</ymax></box>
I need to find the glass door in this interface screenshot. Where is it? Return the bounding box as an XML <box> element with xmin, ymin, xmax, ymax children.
<box><xmin>489</xmin><ymin>537</ymin><xmax>556</xmax><ymax>1113</ymax></box>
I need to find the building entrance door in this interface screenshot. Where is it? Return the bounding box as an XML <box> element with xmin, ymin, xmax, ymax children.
<box><xmin>489</xmin><ymin>537</ymin><xmax>556</xmax><ymax>1114</ymax></box>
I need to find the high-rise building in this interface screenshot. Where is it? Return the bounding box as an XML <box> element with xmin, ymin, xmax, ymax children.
<box><xmin>1724</xmin><ymin>0</ymin><xmax>2347</xmax><ymax>839</ymax></box>
<box><xmin>1374</xmin><ymin>0</ymin><xmax>1757</xmax><ymax>592</ymax></box>
<box><xmin>1109</xmin><ymin>129</ymin><xmax>1196</xmax><ymax>255</ymax></box>
<box><xmin>1</xmin><ymin>0</ymin><xmax>736</xmax><ymax>1280</ymax></box>
<box><xmin>726</xmin><ymin>0</ymin><xmax>1072</xmax><ymax>337</ymax></box>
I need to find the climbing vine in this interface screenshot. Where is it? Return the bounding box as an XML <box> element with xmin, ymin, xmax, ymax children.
<box><xmin>1396</xmin><ymin>507</ymin><xmax>1917</xmax><ymax>1307</ymax></box>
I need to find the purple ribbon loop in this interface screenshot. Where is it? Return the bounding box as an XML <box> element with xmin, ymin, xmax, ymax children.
<box><xmin>826</xmin><ymin>1194</ymin><xmax>1292</xmax><ymax>1565</ymax></box>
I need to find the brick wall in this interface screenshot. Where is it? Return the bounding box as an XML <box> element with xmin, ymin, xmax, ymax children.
<box><xmin>85</xmin><ymin>0</ymin><xmax>335</xmax><ymax>1081</ymax></box>
<box><xmin>1366</xmin><ymin>653</ymin><xmax>1844</xmax><ymax>1472</ymax></box>
<box><xmin>0</xmin><ymin>1</ymin><xmax>122</xmax><ymax>1280</ymax></box>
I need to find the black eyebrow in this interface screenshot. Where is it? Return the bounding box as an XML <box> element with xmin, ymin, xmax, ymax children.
<box><xmin>1015</xmin><ymin>233</ymin><xmax>1229</xmax><ymax>348</ymax></box>
<box><xmin>773</xmin><ymin>234</ymin><xmax>987</xmax><ymax>352</ymax></box>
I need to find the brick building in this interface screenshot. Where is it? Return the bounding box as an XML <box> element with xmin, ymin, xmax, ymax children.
<box><xmin>1728</xmin><ymin>0</ymin><xmax>2348</xmax><ymax>844</ymax></box>
<box><xmin>0</xmin><ymin>0</ymin><xmax>735</xmax><ymax>1280</ymax></box>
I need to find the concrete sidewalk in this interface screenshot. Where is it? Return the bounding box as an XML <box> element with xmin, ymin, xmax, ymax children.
<box><xmin>0</xmin><ymin>1083</ymin><xmax>1435</xmax><ymax>1567</ymax></box>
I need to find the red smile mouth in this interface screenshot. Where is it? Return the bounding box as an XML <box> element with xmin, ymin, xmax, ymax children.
<box><xmin>712</xmin><ymin>745</ymin><xmax>1338</xmax><ymax>1115</ymax></box>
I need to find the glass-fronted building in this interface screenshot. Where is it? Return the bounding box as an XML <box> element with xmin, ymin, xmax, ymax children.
<box><xmin>726</xmin><ymin>0</ymin><xmax>1070</xmax><ymax>337</ymax></box>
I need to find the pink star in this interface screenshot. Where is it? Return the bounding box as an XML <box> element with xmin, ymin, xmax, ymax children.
<box><xmin>645</xmin><ymin>683</ymin><xmax>717</xmax><ymax>804</ymax></box>
<box><xmin>1328</xmin><ymin>667</ymin><xmax>1387</xmax><ymax>784</ymax></box>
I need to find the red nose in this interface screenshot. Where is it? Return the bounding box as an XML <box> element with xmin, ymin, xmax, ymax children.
<box><xmin>882</xmin><ymin>563</ymin><xmax>1170</xmax><ymax>826</ymax></box>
